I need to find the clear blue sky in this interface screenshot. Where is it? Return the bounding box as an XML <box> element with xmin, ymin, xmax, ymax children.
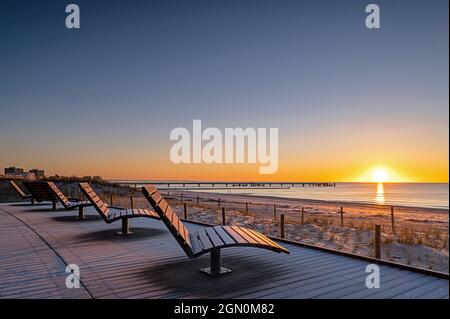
<box><xmin>0</xmin><ymin>0</ymin><xmax>448</xmax><ymax>181</ymax></box>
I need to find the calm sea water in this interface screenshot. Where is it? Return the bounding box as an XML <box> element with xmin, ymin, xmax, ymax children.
<box><xmin>202</xmin><ymin>183</ymin><xmax>449</xmax><ymax>209</ymax></box>
<box><xmin>113</xmin><ymin>181</ymin><xmax>449</xmax><ymax>209</ymax></box>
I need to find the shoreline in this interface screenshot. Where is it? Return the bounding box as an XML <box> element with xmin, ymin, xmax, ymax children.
<box><xmin>183</xmin><ymin>190</ymin><xmax>449</xmax><ymax>213</ymax></box>
<box><xmin>171</xmin><ymin>189</ymin><xmax>449</xmax><ymax>217</ymax></box>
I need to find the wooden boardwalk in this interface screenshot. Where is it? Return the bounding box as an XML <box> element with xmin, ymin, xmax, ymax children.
<box><xmin>0</xmin><ymin>202</ymin><xmax>448</xmax><ymax>299</ymax></box>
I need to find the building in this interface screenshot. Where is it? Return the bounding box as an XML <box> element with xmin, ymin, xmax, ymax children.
<box><xmin>4</xmin><ymin>167</ymin><xmax>24</xmax><ymax>176</ymax></box>
<box><xmin>3</xmin><ymin>167</ymin><xmax>45</xmax><ymax>180</ymax></box>
<box><xmin>29</xmin><ymin>169</ymin><xmax>45</xmax><ymax>179</ymax></box>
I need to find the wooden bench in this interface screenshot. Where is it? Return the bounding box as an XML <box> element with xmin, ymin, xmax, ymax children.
<box><xmin>79</xmin><ymin>182</ymin><xmax>160</xmax><ymax>235</ymax></box>
<box><xmin>9</xmin><ymin>180</ymin><xmax>33</xmax><ymax>204</ymax></box>
<box><xmin>23</xmin><ymin>181</ymin><xmax>60</xmax><ymax>210</ymax></box>
<box><xmin>46</xmin><ymin>182</ymin><xmax>92</xmax><ymax>219</ymax></box>
<box><xmin>142</xmin><ymin>185</ymin><xmax>289</xmax><ymax>276</ymax></box>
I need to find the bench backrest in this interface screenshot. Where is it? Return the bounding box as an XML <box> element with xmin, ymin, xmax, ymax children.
<box><xmin>47</xmin><ymin>182</ymin><xmax>71</xmax><ymax>208</ymax></box>
<box><xmin>78</xmin><ymin>182</ymin><xmax>110</xmax><ymax>221</ymax></box>
<box><xmin>141</xmin><ymin>185</ymin><xmax>193</xmax><ymax>256</ymax></box>
<box><xmin>23</xmin><ymin>181</ymin><xmax>58</xmax><ymax>202</ymax></box>
<box><xmin>9</xmin><ymin>180</ymin><xmax>28</xmax><ymax>198</ymax></box>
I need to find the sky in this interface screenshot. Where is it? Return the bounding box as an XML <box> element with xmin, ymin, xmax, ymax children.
<box><xmin>0</xmin><ymin>0</ymin><xmax>448</xmax><ymax>182</ymax></box>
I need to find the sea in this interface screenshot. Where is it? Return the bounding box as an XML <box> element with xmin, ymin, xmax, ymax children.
<box><xmin>111</xmin><ymin>181</ymin><xmax>449</xmax><ymax>210</ymax></box>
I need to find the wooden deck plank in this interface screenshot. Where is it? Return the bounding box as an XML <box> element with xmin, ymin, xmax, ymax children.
<box><xmin>315</xmin><ymin>267</ymin><xmax>406</xmax><ymax>298</ymax></box>
<box><xmin>392</xmin><ymin>277</ymin><xmax>449</xmax><ymax>299</ymax></box>
<box><xmin>221</xmin><ymin>257</ymin><xmax>361</xmax><ymax>299</ymax></box>
<box><xmin>0</xmin><ymin>208</ymin><xmax>91</xmax><ymax>299</ymax></box>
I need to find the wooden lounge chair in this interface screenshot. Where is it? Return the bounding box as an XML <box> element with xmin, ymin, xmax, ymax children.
<box><xmin>142</xmin><ymin>185</ymin><xmax>290</xmax><ymax>276</ymax></box>
<box><xmin>23</xmin><ymin>181</ymin><xmax>87</xmax><ymax>213</ymax></box>
<box><xmin>46</xmin><ymin>182</ymin><xmax>92</xmax><ymax>219</ymax></box>
<box><xmin>79</xmin><ymin>182</ymin><xmax>160</xmax><ymax>235</ymax></box>
<box><xmin>9</xmin><ymin>180</ymin><xmax>33</xmax><ymax>204</ymax></box>
<box><xmin>23</xmin><ymin>181</ymin><xmax>60</xmax><ymax>210</ymax></box>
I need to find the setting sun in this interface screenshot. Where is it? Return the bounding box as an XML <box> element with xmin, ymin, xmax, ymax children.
<box><xmin>372</xmin><ymin>168</ymin><xmax>389</xmax><ymax>183</ymax></box>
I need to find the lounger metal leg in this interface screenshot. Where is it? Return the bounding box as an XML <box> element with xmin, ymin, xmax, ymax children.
<box><xmin>200</xmin><ymin>249</ymin><xmax>232</xmax><ymax>276</ymax></box>
<box><xmin>115</xmin><ymin>218</ymin><xmax>134</xmax><ymax>236</ymax></box>
<box><xmin>75</xmin><ymin>206</ymin><xmax>86</xmax><ymax>220</ymax></box>
<box><xmin>52</xmin><ymin>201</ymin><xmax>57</xmax><ymax>211</ymax></box>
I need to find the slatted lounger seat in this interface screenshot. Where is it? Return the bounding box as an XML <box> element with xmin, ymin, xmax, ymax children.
<box><xmin>142</xmin><ymin>185</ymin><xmax>290</xmax><ymax>276</ymax></box>
<box><xmin>23</xmin><ymin>181</ymin><xmax>88</xmax><ymax>213</ymax></box>
<box><xmin>46</xmin><ymin>182</ymin><xmax>92</xmax><ymax>219</ymax></box>
<box><xmin>23</xmin><ymin>181</ymin><xmax>60</xmax><ymax>210</ymax></box>
<box><xmin>79</xmin><ymin>182</ymin><xmax>160</xmax><ymax>235</ymax></box>
<box><xmin>9</xmin><ymin>180</ymin><xmax>33</xmax><ymax>204</ymax></box>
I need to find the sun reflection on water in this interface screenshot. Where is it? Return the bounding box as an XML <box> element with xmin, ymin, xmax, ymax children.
<box><xmin>375</xmin><ymin>183</ymin><xmax>385</xmax><ymax>204</ymax></box>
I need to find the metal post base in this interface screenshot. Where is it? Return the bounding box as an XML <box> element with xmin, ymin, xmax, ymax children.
<box><xmin>115</xmin><ymin>231</ymin><xmax>134</xmax><ymax>236</ymax></box>
<box><xmin>75</xmin><ymin>206</ymin><xmax>87</xmax><ymax>220</ymax></box>
<box><xmin>115</xmin><ymin>218</ymin><xmax>133</xmax><ymax>236</ymax></box>
<box><xmin>200</xmin><ymin>267</ymin><xmax>232</xmax><ymax>276</ymax></box>
<box><xmin>200</xmin><ymin>249</ymin><xmax>232</xmax><ymax>276</ymax></box>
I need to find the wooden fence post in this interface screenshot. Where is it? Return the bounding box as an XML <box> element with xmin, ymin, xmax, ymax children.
<box><xmin>245</xmin><ymin>202</ymin><xmax>248</xmax><ymax>214</ymax></box>
<box><xmin>218</xmin><ymin>198</ymin><xmax>221</xmax><ymax>209</ymax></box>
<box><xmin>340</xmin><ymin>207</ymin><xmax>344</xmax><ymax>226</ymax></box>
<box><xmin>273</xmin><ymin>205</ymin><xmax>277</xmax><ymax>221</ymax></box>
<box><xmin>391</xmin><ymin>206</ymin><xmax>396</xmax><ymax>235</ymax></box>
<box><xmin>184</xmin><ymin>203</ymin><xmax>187</xmax><ymax>219</ymax></box>
<box><xmin>197</xmin><ymin>195</ymin><xmax>199</xmax><ymax>206</ymax></box>
<box><xmin>301</xmin><ymin>207</ymin><xmax>305</xmax><ymax>224</ymax></box>
<box><xmin>375</xmin><ymin>225</ymin><xmax>381</xmax><ymax>259</ymax></box>
<box><xmin>222</xmin><ymin>207</ymin><xmax>226</xmax><ymax>226</ymax></box>
<box><xmin>110</xmin><ymin>194</ymin><xmax>113</xmax><ymax>206</ymax></box>
<box><xmin>130</xmin><ymin>196</ymin><xmax>134</xmax><ymax>210</ymax></box>
<box><xmin>280</xmin><ymin>214</ymin><xmax>285</xmax><ymax>238</ymax></box>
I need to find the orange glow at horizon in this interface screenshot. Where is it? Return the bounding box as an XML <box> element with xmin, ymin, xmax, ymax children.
<box><xmin>0</xmin><ymin>132</ymin><xmax>448</xmax><ymax>182</ymax></box>
<box><xmin>4</xmin><ymin>158</ymin><xmax>446</xmax><ymax>183</ymax></box>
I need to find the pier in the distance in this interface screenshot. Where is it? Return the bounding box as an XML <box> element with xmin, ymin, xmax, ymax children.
<box><xmin>115</xmin><ymin>181</ymin><xmax>336</xmax><ymax>190</ymax></box>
